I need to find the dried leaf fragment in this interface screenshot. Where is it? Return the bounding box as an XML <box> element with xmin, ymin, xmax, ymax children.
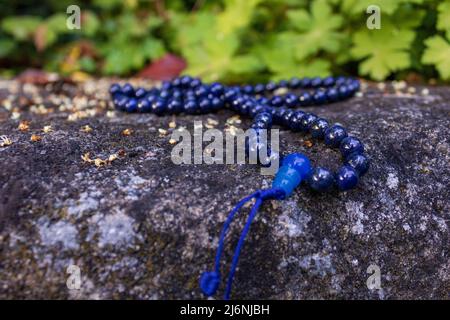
<box><xmin>30</xmin><ymin>134</ymin><xmax>42</xmax><ymax>142</ymax></box>
<box><xmin>18</xmin><ymin>121</ymin><xmax>30</xmax><ymax>132</ymax></box>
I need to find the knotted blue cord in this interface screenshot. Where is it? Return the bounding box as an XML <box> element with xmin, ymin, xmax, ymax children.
<box><xmin>200</xmin><ymin>188</ymin><xmax>285</xmax><ymax>299</ymax></box>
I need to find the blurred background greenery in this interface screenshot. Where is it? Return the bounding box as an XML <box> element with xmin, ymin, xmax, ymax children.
<box><xmin>0</xmin><ymin>0</ymin><xmax>449</xmax><ymax>83</ymax></box>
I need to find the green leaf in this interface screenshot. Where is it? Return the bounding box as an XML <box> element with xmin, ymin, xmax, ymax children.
<box><xmin>79</xmin><ymin>56</ymin><xmax>96</xmax><ymax>73</ymax></box>
<box><xmin>422</xmin><ymin>35</ymin><xmax>450</xmax><ymax>80</ymax></box>
<box><xmin>0</xmin><ymin>38</ymin><xmax>15</xmax><ymax>58</ymax></box>
<box><xmin>228</xmin><ymin>55</ymin><xmax>265</xmax><ymax>74</ymax></box>
<box><xmin>340</xmin><ymin>0</ymin><xmax>424</xmax><ymax>16</ymax></box>
<box><xmin>217</xmin><ymin>0</ymin><xmax>263</xmax><ymax>35</ymax></box>
<box><xmin>437</xmin><ymin>0</ymin><xmax>450</xmax><ymax>36</ymax></box>
<box><xmin>287</xmin><ymin>0</ymin><xmax>343</xmax><ymax>59</ymax></box>
<box><xmin>183</xmin><ymin>33</ymin><xmax>240</xmax><ymax>81</ymax></box>
<box><xmin>142</xmin><ymin>38</ymin><xmax>166</xmax><ymax>60</ymax></box>
<box><xmin>82</xmin><ymin>11</ymin><xmax>100</xmax><ymax>36</ymax></box>
<box><xmin>93</xmin><ymin>0</ymin><xmax>123</xmax><ymax>10</ymax></box>
<box><xmin>351</xmin><ymin>22</ymin><xmax>415</xmax><ymax>80</ymax></box>
<box><xmin>1</xmin><ymin>16</ymin><xmax>42</xmax><ymax>40</ymax></box>
<box><xmin>270</xmin><ymin>59</ymin><xmax>331</xmax><ymax>80</ymax></box>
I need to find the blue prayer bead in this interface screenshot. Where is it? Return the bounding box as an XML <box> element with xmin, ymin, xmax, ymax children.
<box><xmin>345</xmin><ymin>153</ymin><xmax>370</xmax><ymax>176</ymax></box>
<box><xmin>310</xmin><ymin>118</ymin><xmax>329</xmax><ymax>139</ymax></box>
<box><xmin>114</xmin><ymin>95</ymin><xmax>128</xmax><ymax>111</ymax></box>
<box><xmin>109</xmin><ymin>83</ymin><xmax>122</xmax><ymax>95</ymax></box>
<box><xmin>172</xmin><ymin>77</ymin><xmax>181</xmax><ymax>87</ymax></box>
<box><xmin>278</xmin><ymin>80</ymin><xmax>288</xmax><ymax>88</ymax></box>
<box><xmin>254</xmin><ymin>112</ymin><xmax>272</xmax><ymax>126</ymax></box>
<box><xmin>299</xmin><ymin>92</ymin><xmax>312</xmax><ymax>105</ymax></box>
<box><xmin>323</xmin><ymin>76</ymin><xmax>335</xmax><ymax>87</ymax></box>
<box><xmin>269</xmin><ymin>96</ymin><xmax>283</xmax><ymax>107</ymax></box>
<box><xmin>125</xmin><ymin>98</ymin><xmax>138</xmax><ymax>112</ymax></box>
<box><xmin>313</xmin><ymin>90</ymin><xmax>327</xmax><ymax>104</ymax></box>
<box><xmin>288</xmin><ymin>111</ymin><xmax>306</xmax><ymax>131</ymax></box>
<box><xmin>340</xmin><ymin>136</ymin><xmax>364</xmax><ymax>158</ymax></box>
<box><xmin>190</xmin><ymin>78</ymin><xmax>201</xmax><ymax>88</ymax></box>
<box><xmin>266</xmin><ymin>81</ymin><xmax>278</xmax><ymax>91</ymax></box>
<box><xmin>211</xmin><ymin>97</ymin><xmax>224</xmax><ymax>111</ymax></box>
<box><xmin>338</xmin><ymin>85</ymin><xmax>350</xmax><ymax>98</ymax></box>
<box><xmin>308</xmin><ymin>167</ymin><xmax>335</xmax><ymax>191</ymax></box>
<box><xmin>184</xmin><ymin>100</ymin><xmax>198</xmax><ymax>114</ymax></box>
<box><xmin>159</xmin><ymin>90</ymin><xmax>171</xmax><ymax>99</ymax></box>
<box><xmin>210</xmin><ymin>83</ymin><xmax>224</xmax><ymax>95</ymax></box>
<box><xmin>180</xmin><ymin>75</ymin><xmax>193</xmax><ymax>87</ymax></box>
<box><xmin>282</xmin><ymin>109</ymin><xmax>295</xmax><ymax>127</ymax></box>
<box><xmin>137</xmin><ymin>99</ymin><xmax>151</xmax><ymax>113</ymax></box>
<box><xmin>301</xmin><ymin>77</ymin><xmax>311</xmax><ymax>87</ymax></box>
<box><xmin>254</xmin><ymin>84</ymin><xmax>265</xmax><ymax>94</ymax></box>
<box><xmin>289</xmin><ymin>77</ymin><xmax>301</xmax><ymax>88</ymax></box>
<box><xmin>135</xmin><ymin>87</ymin><xmax>147</xmax><ymax>98</ymax></box>
<box><xmin>326</xmin><ymin>88</ymin><xmax>339</xmax><ymax>101</ymax></box>
<box><xmin>336</xmin><ymin>165</ymin><xmax>359</xmax><ymax>191</ymax></box>
<box><xmin>282</xmin><ymin>153</ymin><xmax>312</xmax><ymax>179</ymax></box>
<box><xmin>300</xmin><ymin>113</ymin><xmax>318</xmax><ymax>132</ymax></box>
<box><xmin>249</xmin><ymin>104</ymin><xmax>267</xmax><ymax>118</ymax></box>
<box><xmin>167</xmin><ymin>99</ymin><xmax>183</xmax><ymax>114</ymax></box>
<box><xmin>151</xmin><ymin>99</ymin><xmax>166</xmax><ymax>115</ymax></box>
<box><xmin>199</xmin><ymin>98</ymin><xmax>212</xmax><ymax>113</ymax></box>
<box><xmin>195</xmin><ymin>86</ymin><xmax>209</xmax><ymax>98</ymax></box>
<box><xmin>324</xmin><ymin>124</ymin><xmax>348</xmax><ymax>147</ymax></box>
<box><xmin>272</xmin><ymin>166</ymin><xmax>302</xmax><ymax>197</ymax></box>
<box><xmin>285</xmin><ymin>94</ymin><xmax>298</xmax><ymax>107</ymax></box>
<box><xmin>242</xmin><ymin>85</ymin><xmax>254</xmax><ymax>94</ymax></box>
<box><xmin>311</xmin><ymin>77</ymin><xmax>322</xmax><ymax>87</ymax></box>
<box><xmin>122</xmin><ymin>83</ymin><xmax>134</xmax><ymax>97</ymax></box>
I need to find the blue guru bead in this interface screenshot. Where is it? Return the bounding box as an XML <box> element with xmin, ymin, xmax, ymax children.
<box><xmin>281</xmin><ymin>153</ymin><xmax>312</xmax><ymax>179</ymax></box>
<box><xmin>308</xmin><ymin>167</ymin><xmax>335</xmax><ymax>191</ymax></box>
<box><xmin>336</xmin><ymin>165</ymin><xmax>359</xmax><ymax>190</ymax></box>
<box><xmin>272</xmin><ymin>166</ymin><xmax>302</xmax><ymax>197</ymax></box>
<box><xmin>340</xmin><ymin>136</ymin><xmax>364</xmax><ymax>158</ymax></box>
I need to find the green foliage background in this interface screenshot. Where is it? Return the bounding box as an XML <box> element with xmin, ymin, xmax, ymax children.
<box><xmin>0</xmin><ymin>0</ymin><xmax>449</xmax><ymax>82</ymax></box>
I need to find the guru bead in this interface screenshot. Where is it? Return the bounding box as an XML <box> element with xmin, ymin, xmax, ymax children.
<box><xmin>272</xmin><ymin>165</ymin><xmax>302</xmax><ymax>197</ymax></box>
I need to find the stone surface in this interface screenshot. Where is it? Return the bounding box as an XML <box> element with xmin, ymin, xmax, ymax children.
<box><xmin>0</xmin><ymin>79</ymin><xmax>448</xmax><ymax>299</ymax></box>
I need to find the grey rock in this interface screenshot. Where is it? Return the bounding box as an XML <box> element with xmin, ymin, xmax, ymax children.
<box><xmin>0</xmin><ymin>80</ymin><xmax>448</xmax><ymax>299</ymax></box>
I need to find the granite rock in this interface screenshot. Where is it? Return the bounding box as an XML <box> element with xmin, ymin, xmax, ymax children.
<box><xmin>0</xmin><ymin>79</ymin><xmax>448</xmax><ymax>299</ymax></box>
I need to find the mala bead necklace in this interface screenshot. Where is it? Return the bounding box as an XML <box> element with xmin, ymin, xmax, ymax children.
<box><xmin>109</xmin><ymin>75</ymin><xmax>370</xmax><ymax>300</ymax></box>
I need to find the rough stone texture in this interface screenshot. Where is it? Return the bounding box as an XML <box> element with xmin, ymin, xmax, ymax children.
<box><xmin>0</xmin><ymin>79</ymin><xmax>448</xmax><ymax>299</ymax></box>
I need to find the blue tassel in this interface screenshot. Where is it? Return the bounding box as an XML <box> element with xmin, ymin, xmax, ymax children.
<box><xmin>200</xmin><ymin>188</ymin><xmax>285</xmax><ymax>300</ymax></box>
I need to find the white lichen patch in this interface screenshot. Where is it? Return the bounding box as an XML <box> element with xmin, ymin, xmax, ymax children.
<box><xmin>37</xmin><ymin>218</ymin><xmax>79</xmax><ymax>250</ymax></box>
<box><xmin>386</xmin><ymin>172</ymin><xmax>399</xmax><ymax>190</ymax></box>
<box><xmin>280</xmin><ymin>252</ymin><xmax>336</xmax><ymax>277</ymax></box>
<box><xmin>273</xmin><ymin>200</ymin><xmax>311</xmax><ymax>238</ymax></box>
<box><xmin>345</xmin><ymin>201</ymin><xmax>367</xmax><ymax>235</ymax></box>
<box><xmin>89</xmin><ymin>211</ymin><xmax>140</xmax><ymax>248</ymax></box>
<box><xmin>67</xmin><ymin>190</ymin><xmax>100</xmax><ymax>217</ymax></box>
<box><xmin>114</xmin><ymin>169</ymin><xmax>155</xmax><ymax>201</ymax></box>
